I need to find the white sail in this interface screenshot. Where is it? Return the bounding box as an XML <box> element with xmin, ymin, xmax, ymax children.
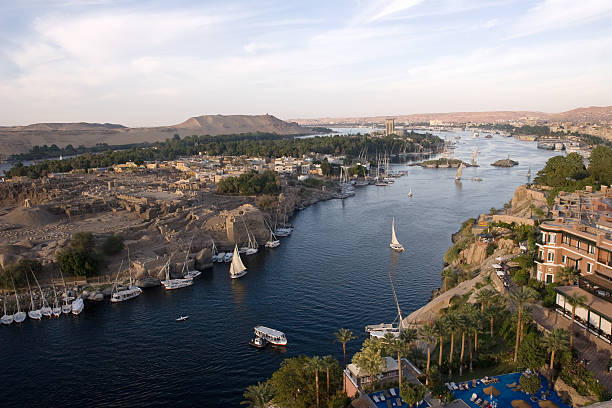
<box><xmin>391</xmin><ymin>218</ymin><xmax>400</xmax><ymax>246</ymax></box>
<box><xmin>455</xmin><ymin>163</ymin><xmax>463</xmax><ymax>180</ymax></box>
<box><xmin>229</xmin><ymin>245</ymin><xmax>247</xmax><ymax>278</ymax></box>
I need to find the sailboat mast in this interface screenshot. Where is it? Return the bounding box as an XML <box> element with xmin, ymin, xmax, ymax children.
<box><xmin>10</xmin><ymin>271</ymin><xmax>21</xmax><ymax>312</ymax></box>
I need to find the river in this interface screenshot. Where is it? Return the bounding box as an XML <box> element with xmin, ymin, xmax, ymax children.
<box><xmin>0</xmin><ymin>131</ymin><xmax>559</xmax><ymax>407</ymax></box>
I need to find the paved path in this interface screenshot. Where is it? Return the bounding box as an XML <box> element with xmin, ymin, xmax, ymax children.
<box><xmin>532</xmin><ymin>304</ymin><xmax>612</xmax><ymax>391</ymax></box>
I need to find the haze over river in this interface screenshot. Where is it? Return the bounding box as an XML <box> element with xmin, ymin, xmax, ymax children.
<box><xmin>0</xmin><ymin>131</ymin><xmax>559</xmax><ymax>407</ymax></box>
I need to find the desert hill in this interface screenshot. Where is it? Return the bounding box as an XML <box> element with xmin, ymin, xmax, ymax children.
<box><xmin>293</xmin><ymin>106</ymin><xmax>612</xmax><ymax>126</ymax></box>
<box><xmin>0</xmin><ymin>114</ymin><xmax>314</xmax><ymax>157</ymax></box>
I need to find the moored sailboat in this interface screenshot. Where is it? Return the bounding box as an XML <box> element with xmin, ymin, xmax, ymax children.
<box><xmin>10</xmin><ymin>271</ymin><xmax>26</xmax><ymax>323</ymax></box>
<box><xmin>454</xmin><ymin>163</ymin><xmax>463</xmax><ymax>181</ymax></box>
<box><xmin>229</xmin><ymin>245</ymin><xmax>247</xmax><ymax>279</ymax></box>
<box><xmin>407</xmin><ymin>188</ymin><xmax>413</xmax><ymax>198</ymax></box>
<box><xmin>51</xmin><ymin>283</ymin><xmax>62</xmax><ymax>317</ymax></box>
<box><xmin>1</xmin><ymin>297</ymin><xmax>14</xmax><ymax>325</ymax></box>
<box><xmin>389</xmin><ymin>217</ymin><xmax>404</xmax><ymax>252</ymax></box>
<box><xmin>265</xmin><ymin>226</ymin><xmax>280</xmax><ymax>248</ymax></box>
<box><xmin>31</xmin><ymin>269</ymin><xmax>52</xmax><ymax>318</ymax></box>
<box><xmin>71</xmin><ymin>297</ymin><xmax>84</xmax><ymax>315</ymax></box>
<box><xmin>181</xmin><ymin>237</ymin><xmax>201</xmax><ymax>279</ymax></box>
<box><xmin>26</xmin><ymin>273</ymin><xmax>41</xmax><ymax>320</ymax></box>
<box><xmin>161</xmin><ymin>258</ymin><xmax>194</xmax><ymax>290</ymax></box>
<box><xmin>111</xmin><ymin>260</ymin><xmax>143</xmax><ymax>302</ymax></box>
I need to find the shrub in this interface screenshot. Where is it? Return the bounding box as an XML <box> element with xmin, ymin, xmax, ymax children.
<box><xmin>70</xmin><ymin>231</ymin><xmax>95</xmax><ymax>250</ymax></box>
<box><xmin>518</xmin><ymin>332</ymin><xmax>546</xmax><ymax>370</ymax></box>
<box><xmin>255</xmin><ymin>194</ymin><xmax>277</xmax><ymax>210</ymax></box>
<box><xmin>103</xmin><ymin>234</ymin><xmax>124</xmax><ymax>255</ymax></box>
<box><xmin>560</xmin><ymin>359</ymin><xmax>611</xmax><ymax>400</ymax></box>
<box><xmin>486</xmin><ymin>243</ymin><xmax>498</xmax><ymax>256</ymax></box>
<box><xmin>0</xmin><ymin>258</ymin><xmax>43</xmax><ymax>289</ymax></box>
<box><xmin>57</xmin><ymin>247</ymin><xmax>103</xmax><ymax>277</ymax></box>
<box><xmin>519</xmin><ymin>374</ymin><xmax>541</xmax><ymax>395</ymax></box>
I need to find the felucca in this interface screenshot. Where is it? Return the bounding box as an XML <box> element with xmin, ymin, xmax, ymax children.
<box><xmin>265</xmin><ymin>225</ymin><xmax>280</xmax><ymax>248</ymax></box>
<box><xmin>51</xmin><ymin>282</ymin><xmax>61</xmax><ymax>317</ymax></box>
<box><xmin>229</xmin><ymin>245</ymin><xmax>247</xmax><ymax>279</ymax></box>
<box><xmin>161</xmin><ymin>258</ymin><xmax>193</xmax><ymax>290</ymax></box>
<box><xmin>111</xmin><ymin>260</ymin><xmax>143</xmax><ymax>303</ymax></box>
<box><xmin>31</xmin><ymin>269</ymin><xmax>52</xmax><ymax>317</ymax></box>
<box><xmin>10</xmin><ymin>271</ymin><xmax>26</xmax><ymax>323</ymax></box>
<box><xmin>1</xmin><ymin>297</ymin><xmax>14</xmax><ymax>325</ymax></box>
<box><xmin>454</xmin><ymin>163</ymin><xmax>464</xmax><ymax>181</ymax></box>
<box><xmin>389</xmin><ymin>217</ymin><xmax>404</xmax><ymax>252</ymax></box>
<box><xmin>26</xmin><ymin>272</ymin><xmax>41</xmax><ymax>320</ymax></box>
<box><xmin>181</xmin><ymin>237</ymin><xmax>201</xmax><ymax>279</ymax></box>
<box><xmin>59</xmin><ymin>267</ymin><xmax>72</xmax><ymax>315</ymax></box>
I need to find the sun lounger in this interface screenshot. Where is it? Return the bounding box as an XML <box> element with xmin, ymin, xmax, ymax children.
<box><xmin>380</xmin><ymin>394</ymin><xmax>385</xmax><ymax>401</ymax></box>
<box><xmin>390</xmin><ymin>388</ymin><xmax>396</xmax><ymax>397</ymax></box>
<box><xmin>373</xmin><ymin>395</ymin><xmax>380</xmax><ymax>403</ymax></box>
<box><xmin>470</xmin><ymin>393</ymin><xmax>478</xmax><ymax>402</ymax></box>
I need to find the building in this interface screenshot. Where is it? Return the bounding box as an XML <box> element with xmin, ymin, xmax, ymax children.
<box><xmin>343</xmin><ymin>357</ymin><xmax>422</xmax><ymax>397</ymax></box>
<box><xmin>385</xmin><ymin>118</ymin><xmax>395</xmax><ymax>136</ymax></box>
<box><xmin>533</xmin><ymin>186</ymin><xmax>612</xmax><ymax>344</ymax></box>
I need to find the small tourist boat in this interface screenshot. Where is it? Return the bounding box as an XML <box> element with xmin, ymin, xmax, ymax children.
<box><xmin>249</xmin><ymin>336</ymin><xmax>267</xmax><ymax>348</ymax></box>
<box><xmin>472</xmin><ymin>177</ymin><xmax>483</xmax><ymax>181</ymax></box>
<box><xmin>253</xmin><ymin>326</ymin><xmax>287</xmax><ymax>346</ymax></box>
<box><xmin>9</xmin><ymin>272</ymin><xmax>26</xmax><ymax>323</ymax></box>
<box><xmin>1</xmin><ymin>297</ymin><xmax>14</xmax><ymax>325</ymax></box>
<box><xmin>229</xmin><ymin>245</ymin><xmax>247</xmax><ymax>279</ymax></box>
<box><xmin>180</xmin><ymin>236</ymin><xmax>201</xmax><ymax>279</ymax></box>
<box><xmin>161</xmin><ymin>260</ymin><xmax>194</xmax><ymax>290</ymax></box>
<box><xmin>240</xmin><ymin>223</ymin><xmax>259</xmax><ymax>255</ymax></box>
<box><xmin>389</xmin><ymin>217</ymin><xmax>404</xmax><ymax>252</ymax></box>
<box><xmin>176</xmin><ymin>316</ymin><xmax>189</xmax><ymax>322</ymax></box>
<box><xmin>365</xmin><ymin>323</ymin><xmax>400</xmax><ymax>338</ymax></box>
<box><xmin>58</xmin><ymin>267</ymin><xmax>72</xmax><ymax>314</ymax></box>
<box><xmin>71</xmin><ymin>298</ymin><xmax>84</xmax><ymax>315</ymax></box>
<box><xmin>407</xmin><ymin>188</ymin><xmax>413</xmax><ymax>197</ymax></box>
<box><xmin>265</xmin><ymin>224</ymin><xmax>280</xmax><ymax>248</ymax></box>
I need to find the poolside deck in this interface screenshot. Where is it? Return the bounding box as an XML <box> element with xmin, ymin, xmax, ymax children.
<box><xmin>368</xmin><ymin>387</ymin><xmax>430</xmax><ymax>408</ymax></box>
<box><xmin>452</xmin><ymin>372</ymin><xmax>571</xmax><ymax>408</ymax></box>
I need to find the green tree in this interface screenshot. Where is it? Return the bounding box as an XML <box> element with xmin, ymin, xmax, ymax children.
<box><xmin>352</xmin><ymin>339</ymin><xmax>385</xmax><ymax>389</ymax></box>
<box><xmin>588</xmin><ymin>146</ymin><xmax>612</xmax><ymax>186</ymax></box>
<box><xmin>57</xmin><ymin>247</ymin><xmax>102</xmax><ymax>277</ymax></box>
<box><xmin>519</xmin><ymin>374</ymin><xmax>541</xmax><ymax>395</ymax></box>
<box><xmin>71</xmin><ymin>231</ymin><xmax>95</xmax><ymax>250</ymax></box>
<box><xmin>321</xmin><ymin>355</ymin><xmax>336</xmax><ymax>396</ymax></box>
<box><xmin>307</xmin><ymin>356</ymin><xmax>323</xmax><ymax>408</ymax></box>
<box><xmin>400</xmin><ymin>383</ymin><xmax>427</xmax><ymax>408</ymax></box>
<box><xmin>241</xmin><ymin>381</ymin><xmax>274</xmax><ymax>408</ymax></box>
<box><xmin>445</xmin><ymin>313</ymin><xmax>460</xmax><ymax>375</ymax></box>
<box><xmin>559</xmin><ymin>267</ymin><xmax>579</xmax><ymax>285</ymax></box>
<box><xmin>418</xmin><ymin>325</ymin><xmax>438</xmax><ymax>384</ymax></box>
<box><xmin>0</xmin><ymin>258</ymin><xmax>42</xmax><ymax>289</ymax></box>
<box><xmin>543</xmin><ymin>329</ymin><xmax>570</xmax><ymax>370</ymax></box>
<box><xmin>334</xmin><ymin>328</ymin><xmax>356</xmax><ymax>369</ymax></box>
<box><xmin>433</xmin><ymin>317</ymin><xmax>447</xmax><ymax>368</ymax></box>
<box><xmin>510</xmin><ymin>287</ymin><xmax>538</xmax><ymax>362</ymax></box>
<box><xmin>269</xmin><ymin>356</ymin><xmax>316</xmax><ymax>408</ymax></box>
<box><xmin>518</xmin><ymin>332</ymin><xmax>546</xmax><ymax>370</ymax></box>
<box><xmin>565</xmin><ymin>293</ymin><xmax>586</xmax><ymax>348</ymax></box>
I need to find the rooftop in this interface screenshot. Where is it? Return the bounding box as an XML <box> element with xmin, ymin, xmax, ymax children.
<box><xmin>556</xmin><ymin>285</ymin><xmax>612</xmax><ymax>321</ymax></box>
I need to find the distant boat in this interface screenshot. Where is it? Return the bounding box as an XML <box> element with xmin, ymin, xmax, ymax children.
<box><xmin>240</xmin><ymin>221</ymin><xmax>259</xmax><ymax>256</ymax></box>
<box><xmin>176</xmin><ymin>316</ymin><xmax>189</xmax><ymax>322</ymax></box>
<box><xmin>389</xmin><ymin>217</ymin><xmax>404</xmax><ymax>252</ymax></box>
<box><xmin>527</xmin><ymin>167</ymin><xmax>531</xmax><ymax>178</ymax></box>
<box><xmin>223</xmin><ymin>252</ymin><xmax>233</xmax><ymax>262</ymax></box>
<box><xmin>408</xmin><ymin>188</ymin><xmax>413</xmax><ymax>198</ymax></box>
<box><xmin>472</xmin><ymin>131</ymin><xmax>479</xmax><ymax>139</ymax></box>
<box><xmin>470</xmin><ymin>147</ymin><xmax>478</xmax><ymax>166</ymax></box>
<box><xmin>31</xmin><ymin>270</ymin><xmax>52</xmax><ymax>318</ymax></box>
<box><xmin>51</xmin><ymin>283</ymin><xmax>61</xmax><ymax>317</ymax></box>
<box><xmin>455</xmin><ymin>163</ymin><xmax>464</xmax><ymax>181</ymax></box>
<box><xmin>71</xmin><ymin>298</ymin><xmax>84</xmax><ymax>315</ymax></box>
<box><xmin>253</xmin><ymin>326</ymin><xmax>287</xmax><ymax>346</ymax></box>
<box><xmin>58</xmin><ymin>266</ymin><xmax>72</xmax><ymax>314</ymax></box>
<box><xmin>9</xmin><ymin>271</ymin><xmax>26</xmax><ymax>323</ymax></box>
<box><xmin>229</xmin><ymin>245</ymin><xmax>247</xmax><ymax>279</ymax></box>
<box><xmin>249</xmin><ymin>336</ymin><xmax>267</xmax><ymax>348</ymax></box>
<box><xmin>472</xmin><ymin>177</ymin><xmax>483</xmax><ymax>181</ymax></box>
<box><xmin>181</xmin><ymin>237</ymin><xmax>201</xmax><ymax>279</ymax></box>
<box><xmin>265</xmin><ymin>226</ymin><xmax>280</xmax><ymax>248</ymax></box>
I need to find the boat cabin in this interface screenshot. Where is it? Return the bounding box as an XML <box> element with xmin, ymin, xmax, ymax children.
<box><xmin>254</xmin><ymin>326</ymin><xmax>287</xmax><ymax>346</ymax></box>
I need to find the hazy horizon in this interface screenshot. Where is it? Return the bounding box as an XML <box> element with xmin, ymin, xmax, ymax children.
<box><xmin>1</xmin><ymin>0</ymin><xmax>611</xmax><ymax>127</ymax></box>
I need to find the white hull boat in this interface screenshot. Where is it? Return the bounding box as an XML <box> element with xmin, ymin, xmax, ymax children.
<box><xmin>229</xmin><ymin>245</ymin><xmax>247</xmax><ymax>279</ymax></box>
<box><xmin>215</xmin><ymin>252</ymin><xmax>226</xmax><ymax>262</ymax></box>
<box><xmin>162</xmin><ymin>278</ymin><xmax>193</xmax><ymax>290</ymax></box>
<box><xmin>1</xmin><ymin>314</ymin><xmax>14</xmax><ymax>325</ymax></box>
<box><xmin>28</xmin><ymin>310</ymin><xmax>42</xmax><ymax>320</ymax></box>
<box><xmin>253</xmin><ymin>326</ymin><xmax>287</xmax><ymax>346</ymax></box>
<box><xmin>62</xmin><ymin>303</ymin><xmax>72</xmax><ymax>314</ymax></box>
<box><xmin>52</xmin><ymin>307</ymin><xmax>62</xmax><ymax>317</ymax></box>
<box><xmin>389</xmin><ymin>217</ymin><xmax>404</xmax><ymax>252</ymax></box>
<box><xmin>41</xmin><ymin>307</ymin><xmax>52</xmax><ymax>318</ymax></box>
<box><xmin>223</xmin><ymin>252</ymin><xmax>233</xmax><ymax>262</ymax></box>
<box><xmin>14</xmin><ymin>311</ymin><xmax>26</xmax><ymax>323</ymax></box>
<box><xmin>183</xmin><ymin>270</ymin><xmax>201</xmax><ymax>279</ymax></box>
<box><xmin>111</xmin><ymin>286</ymin><xmax>143</xmax><ymax>302</ymax></box>
<box><xmin>71</xmin><ymin>298</ymin><xmax>84</xmax><ymax>315</ymax></box>
<box><xmin>265</xmin><ymin>240</ymin><xmax>280</xmax><ymax>248</ymax></box>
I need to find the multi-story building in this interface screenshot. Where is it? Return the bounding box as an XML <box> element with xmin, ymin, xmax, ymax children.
<box><xmin>535</xmin><ymin>185</ymin><xmax>612</xmax><ymax>343</ymax></box>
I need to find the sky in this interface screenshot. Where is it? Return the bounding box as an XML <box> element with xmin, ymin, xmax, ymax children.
<box><xmin>0</xmin><ymin>0</ymin><xmax>611</xmax><ymax>126</ymax></box>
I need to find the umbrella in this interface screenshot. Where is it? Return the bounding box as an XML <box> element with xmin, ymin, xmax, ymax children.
<box><xmin>483</xmin><ymin>386</ymin><xmax>501</xmax><ymax>397</ymax></box>
<box><xmin>538</xmin><ymin>401</ymin><xmax>559</xmax><ymax>408</ymax></box>
<box><xmin>511</xmin><ymin>400</ymin><xmax>531</xmax><ymax>408</ymax></box>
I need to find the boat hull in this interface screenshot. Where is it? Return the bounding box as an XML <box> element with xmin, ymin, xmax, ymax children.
<box><xmin>1</xmin><ymin>314</ymin><xmax>14</xmax><ymax>325</ymax></box>
<box><xmin>14</xmin><ymin>312</ymin><xmax>26</xmax><ymax>323</ymax></box>
<box><xmin>72</xmin><ymin>299</ymin><xmax>84</xmax><ymax>315</ymax></box>
<box><xmin>110</xmin><ymin>287</ymin><xmax>143</xmax><ymax>302</ymax></box>
<box><xmin>265</xmin><ymin>240</ymin><xmax>280</xmax><ymax>248</ymax></box>
<box><xmin>161</xmin><ymin>278</ymin><xmax>193</xmax><ymax>290</ymax></box>
<box><xmin>184</xmin><ymin>270</ymin><xmax>202</xmax><ymax>279</ymax></box>
<box><xmin>28</xmin><ymin>310</ymin><xmax>42</xmax><ymax>320</ymax></box>
<box><xmin>230</xmin><ymin>270</ymin><xmax>247</xmax><ymax>279</ymax></box>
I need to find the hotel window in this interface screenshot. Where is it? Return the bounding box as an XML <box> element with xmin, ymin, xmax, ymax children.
<box><xmin>563</xmin><ymin>235</ymin><xmax>570</xmax><ymax>244</ymax></box>
<box><xmin>588</xmin><ymin>244</ymin><xmax>595</xmax><ymax>254</ymax></box>
<box><xmin>562</xmin><ymin>255</ymin><xmax>567</xmax><ymax>264</ymax></box>
<box><xmin>548</xmin><ymin>252</ymin><xmax>554</xmax><ymax>262</ymax></box>
<box><xmin>587</xmin><ymin>263</ymin><xmax>593</xmax><ymax>273</ymax></box>
<box><xmin>549</xmin><ymin>234</ymin><xmax>555</xmax><ymax>244</ymax></box>
<box><xmin>577</xmin><ymin>241</ymin><xmax>582</xmax><ymax>250</ymax></box>
<box><xmin>546</xmin><ymin>274</ymin><xmax>554</xmax><ymax>284</ymax></box>
<box><xmin>539</xmin><ymin>250</ymin><xmax>544</xmax><ymax>260</ymax></box>
<box><xmin>541</xmin><ymin>232</ymin><xmax>546</xmax><ymax>242</ymax></box>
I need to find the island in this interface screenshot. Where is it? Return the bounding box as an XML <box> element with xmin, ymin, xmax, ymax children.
<box><xmin>491</xmin><ymin>157</ymin><xmax>519</xmax><ymax>167</ymax></box>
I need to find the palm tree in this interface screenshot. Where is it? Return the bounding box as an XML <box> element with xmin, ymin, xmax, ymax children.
<box><xmin>510</xmin><ymin>286</ymin><xmax>538</xmax><ymax>362</ymax></box>
<box><xmin>474</xmin><ymin>288</ymin><xmax>495</xmax><ymax>313</ymax></box>
<box><xmin>565</xmin><ymin>293</ymin><xmax>587</xmax><ymax>348</ymax></box>
<box><xmin>543</xmin><ymin>329</ymin><xmax>570</xmax><ymax>370</ymax></box>
<box><xmin>445</xmin><ymin>314</ymin><xmax>459</xmax><ymax>375</ymax></box>
<box><xmin>321</xmin><ymin>355</ymin><xmax>335</xmax><ymax>396</ymax></box>
<box><xmin>334</xmin><ymin>328</ymin><xmax>356</xmax><ymax>369</ymax></box>
<box><xmin>441</xmin><ymin>268</ymin><xmax>455</xmax><ymax>292</ymax></box>
<box><xmin>559</xmin><ymin>266</ymin><xmax>579</xmax><ymax>285</ymax></box>
<box><xmin>418</xmin><ymin>325</ymin><xmax>437</xmax><ymax>384</ymax></box>
<box><xmin>241</xmin><ymin>381</ymin><xmax>274</xmax><ymax>408</ymax></box>
<box><xmin>307</xmin><ymin>356</ymin><xmax>324</xmax><ymax>408</ymax></box>
<box><xmin>484</xmin><ymin>297</ymin><xmax>506</xmax><ymax>337</ymax></box>
<box><xmin>433</xmin><ymin>317</ymin><xmax>447</xmax><ymax>369</ymax></box>
<box><xmin>457</xmin><ymin>312</ymin><xmax>470</xmax><ymax>376</ymax></box>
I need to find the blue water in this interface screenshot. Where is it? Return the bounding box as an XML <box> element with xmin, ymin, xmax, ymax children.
<box><xmin>453</xmin><ymin>372</ymin><xmax>571</xmax><ymax>408</ymax></box>
<box><xmin>0</xmin><ymin>132</ymin><xmax>560</xmax><ymax>407</ymax></box>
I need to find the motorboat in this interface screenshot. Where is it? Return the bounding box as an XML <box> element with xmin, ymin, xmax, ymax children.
<box><xmin>176</xmin><ymin>316</ymin><xmax>189</xmax><ymax>322</ymax></box>
<box><xmin>249</xmin><ymin>336</ymin><xmax>267</xmax><ymax>348</ymax></box>
<box><xmin>229</xmin><ymin>245</ymin><xmax>247</xmax><ymax>279</ymax></box>
<box><xmin>111</xmin><ymin>285</ymin><xmax>143</xmax><ymax>302</ymax></box>
<box><xmin>389</xmin><ymin>217</ymin><xmax>404</xmax><ymax>252</ymax></box>
<box><xmin>71</xmin><ymin>298</ymin><xmax>84</xmax><ymax>315</ymax></box>
<box><xmin>253</xmin><ymin>326</ymin><xmax>287</xmax><ymax>346</ymax></box>
<box><xmin>365</xmin><ymin>323</ymin><xmax>400</xmax><ymax>339</ymax></box>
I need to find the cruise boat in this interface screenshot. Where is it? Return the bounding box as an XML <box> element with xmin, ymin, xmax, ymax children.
<box><xmin>161</xmin><ymin>260</ymin><xmax>194</xmax><ymax>290</ymax></box>
<box><xmin>71</xmin><ymin>298</ymin><xmax>84</xmax><ymax>315</ymax></box>
<box><xmin>229</xmin><ymin>245</ymin><xmax>247</xmax><ymax>279</ymax></box>
<box><xmin>389</xmin><ymin>217</ymin><xmax>404</xmax><ymax>252</ymax></box>
<box><xmin>365</xmin><ymin>323</ymin><xmax>400</xmax><ymax>339</ymax></box>
<box><xmin>253</xmin><ymin>326</ymin><xmax>287</xmax><ymax>346</ymax></box>
<box><xmin>110</xmin><ymin>277</ymin><xmax>143</xmax><ymax>303</ymax></box>
<box><xmin>1</xmin><ymin>297</ymin><xmax>14</xmax><ymax>325</ymax></box>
